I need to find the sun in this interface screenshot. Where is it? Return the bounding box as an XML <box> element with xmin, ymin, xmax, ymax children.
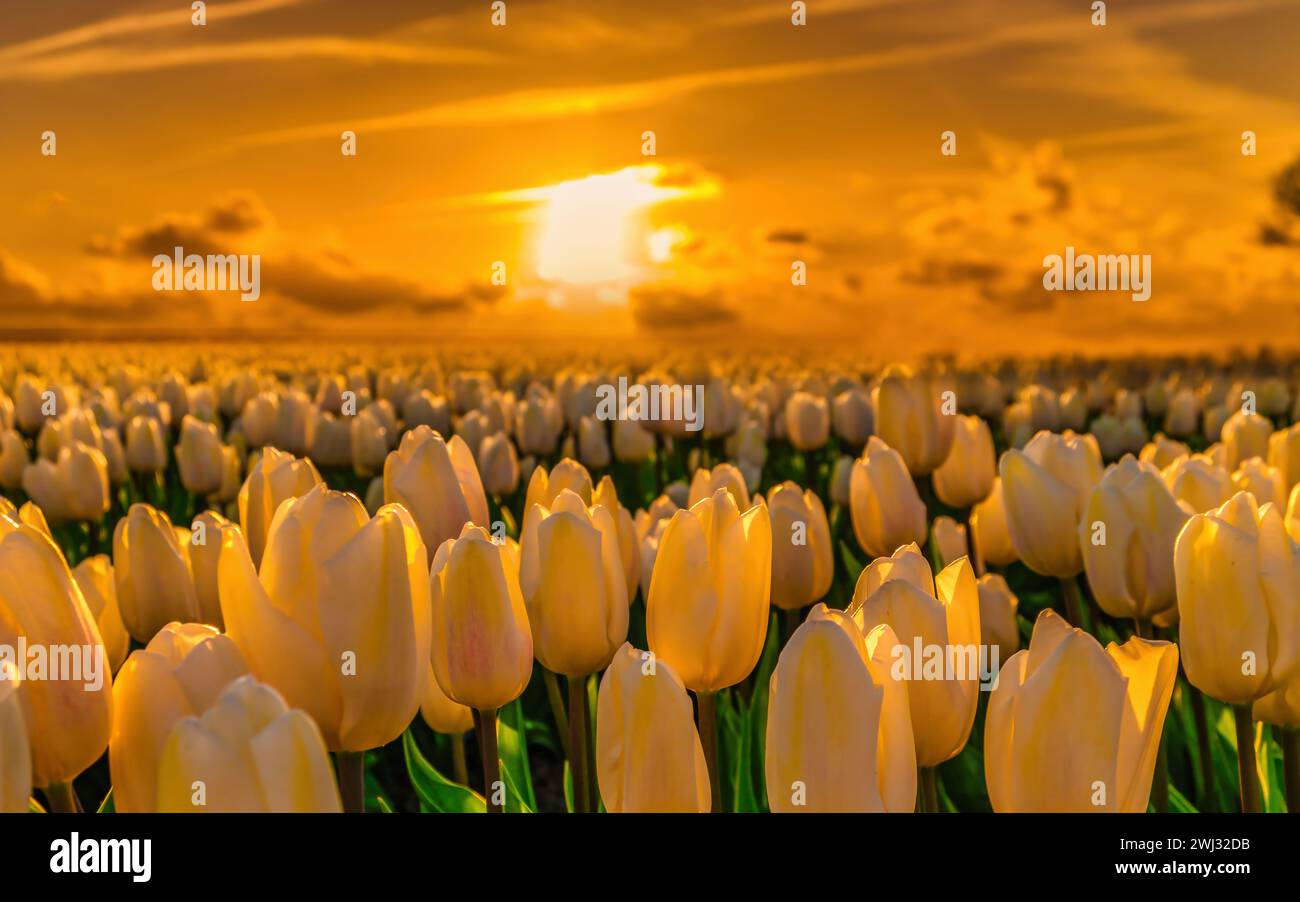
<box><xmin>536</xmin><ymin>165</ymin><xmax>685</xmax><ymax>285</ymax></box>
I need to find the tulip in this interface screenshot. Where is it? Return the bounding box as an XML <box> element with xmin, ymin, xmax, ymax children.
<box><xmin>1232</xmin><ymin>457</ymin><xmax>1286</xmax><ymax>507</ymax></box>
<box><xmin>593</xmin><ymin>475</ymin><xmax>639</xmax><ymax>603</ymax></box>
<box><xmin>113</xmin><ymin>503</ymin><xmax>201</xmax><ymax>642</ymax></box>
<box><xmin>767</xmin><ymin>482</ymin><xmax>833</xmax><ymax>611</ymax></box>
<box><xmin>847</xmin><ymin>555</ymin><xmax>981</xmax><ymax>772</ymax></box>
<box><xmin>109</xmin><ymin>622</ymin><xmax>249</xmax><ymax>812</ymax></box>
<box><xmin>381</xmin><ymin>426</ymin><xmax>488</xmax><ymax>567</ymax></box>
<box><xmin>978</xmin><ymin>573</ymin><xmax>1020</xmax><ymax>663</ymax></box>
<box><xmin>0</xmin><ymin>662</ymin><xmax>31</xmax><ymax>813</ymax></box>
<box><xmin>351</xmin><ymin>406</ymin><xmax>389</xmax><ymax>477</ymax></box>
<box><xmin>577</xmin><ymin>415</ymin><xmax>612</xmax><ymax>469</ymax></box>
<box><xmin>1288</xmin><ymin>483</ymin><xmax>1300</xmax><ymax>544</ymax></box>
<box><xmin>1270</xmin><ymin>424</ymin><xmax>1300</xmax><ymax>495</ymax></box>
<box><xmin>237</xmin><ymin>446</ymin><xmax>322</xmax><ymax>568</ymax></box>
<box><xmin>176</xmin><ymin>415</ymin><xmax>224</xmax><ymax>496</ymax></box>
<box><xmin>931</xmin><ymin>515</ymin><xmax>969</xmax><ymax>568</ymax></box>
<box><xmin>477</xmin><ymin>431</ymin><xmax>520</xmax><ymax>496</ymax></box>
<box><xmin>124</xmin><ymin>414</ymin><xmax>167</xmax><ymax>473</ymax></box>
<box><xmin>1161</xmin><ymin>453</ymin><xmax>1234</xmax><ymax>513</ymax></box>
<box><xmin>71</xmin><ymin>555</ymin><xmax>130</xmax><ymax>673</ymax></box>
<box><xmin>1058</xmin><ymin>388</ymin><xmax>1088</xmax><ymax>432</ymax></box>
<box><xmin>612</xmin><ymin>418</ymin><xmax>655</xmax><ymax>463</ymax></box>
<box><xmin>211</xmin><ymin>444</ymin><xmax>242</xmax><ymax>504</ymax></box>
<box><xmin>0</xmin><ymin>429</ymin><xmax>25</xmax><ymax>490</ymax></box>
<box><xmin>596</xmin><ymin>643</ymin><xmax>710</xmax><ymax>813</ymax></box>
<box><xmin>999</xmin><ymin>430</ymin><xmax>1102</xmax><ymax>580</ymax></box>
<box><xmin>686</xmin><ymin>463</ymin><xmax>750</xmax><ymax>510</ymax></box>
<box><xmin>1079</xmin><ymin>458</ymin><xmax>1190</xmax><ymax>624</ymax></box>
<box><xmin>0</xmin><ymin>517</ymin><xmax>113</xmax><ymax>799</ymax></box>
<box><xmin>220</xmin><ymin>486</ymin><xmax>430</xmax><ymax>753</ymax></box>
<box><xmin>848</xmin><ymin>436</ymin><xmax>927</xmax><ymax>559</ymax></box>
<box><xmin>1163</xmin><ymin>388</ymin><xmax>1199</xmax><ymax>437</ymax></box>
<box><xmin>852</xmin><ymin>542</ymin><xmax>933</xmax><ymax>598</ymax></box>
<box><xmin>428</xmin><ymin>524</ymin><xmax>532</xmax><ymax>812</ymax></box>
<box><xmin>21</xmin><ymin>441</ymin><xmax>110</xmax><ymax>525</ymax></box>
<box><xmin>309</xmin><ymin>414</ymin><xmax>353</xmax><ymax>468</ymax></box>
<box><xmin>784</xmin><ymin>391</ymin><xmax>830</xmax><ymax>452</ymax></box>
<box><xmin>830</xmin><ymin>387</ymin><xmax>873</xmax><ymax>448</ymax></box>
<box><xmin>515</xmin><ymin>393</ymin><xmax>563</xmax><ymax>455</ymax></box>
<box><xmin>766</xmin><ymin>606</ymin><xmax>915</xmax><ymax>812</ymax></box>
<box><xmin>156</xmin><ymin>675</ymin><xmax>341</xmax><ymax>812</ymax></box>
<box><xmin>1221</xmin><ymin>410</ymin><xmax>1272</xmax><ymax>469</ymax></box>
<box><xmin>1174</xmin><ymin>492</ymin><xmax>1299</xmax><ymax>706</ymax></box>
<box><xmin>187</xmin><ymin>510</ymin><xmax>232</xmax><ymax>628</ymax></box>
<box><xmin>829</xmin><ymin>454</ymin><xmax>853</xmax><ymax>506</ymax></box>
<box><xmin>1138</xmin><ymin>433</ymin><xmax>1190</xmax><ymax>470</ymax></box>
<box><xmin>985</xmin><ymin>609</ymin><xmax>1178</xmax><ymax>812</ymax></box>
<box><xmin>873</xmin><ymin>365</ymin><xmax>955</xmax><ymax>475</ymax></box>
<box><xmin>933</xmin><ymin>415</ymin><xmax>995</xmax><ymax>509</ymax></box>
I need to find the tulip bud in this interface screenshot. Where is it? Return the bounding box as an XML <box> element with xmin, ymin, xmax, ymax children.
<box><xmin>686</xmin><ymin>463</ymin><xmax>750</xmax><ymax>511</ymax></box>
<box><xmin>72</xmin><ymin>555</ymin><xmax>130</xmax><ymax>673</ymax></box>
<box><xmin>848</xmin><ymin>556</ymin><xmax>981</xmax><ymax>766</ymax></box>
<box><xmin>1174</xmin><ymin>492</ymin><xmax>1300</xmax><ymax>704</ymax></box>
<box><xmin>766</xmin><ymin>606</ymin><xmax>915</xmax><ymax>811</ymax></box>
<box><xmin>420</xmin><ymin>668</ymin><xmax>474</xmax><ymax>735</ymax></box>
<box><xmin>830</xmin><ymin>388</ymin><xmax>873</xmax><ymax>448</ymax></box>
<box><xmin>477</xmin><ymin>431</ymin><xmax>520</xmax><ymax>497</ymax></box>
<box><xmin>985</xmin><ymin>610</ymin><xmax>1177</xmax><ymax>811</ymax></box>
<box><xmin>767</xmin><ymin>482</ymin><xmax>833</xmax><ymax>610</ymax></box>
<box><xmin>1079</xmin><ymin>458</ymin><xmax>1191</xmax><ymax>623</ymax></box>
<box><xmin>210</xmin><ymin>444</ymin><xmax>242</xmax><ymax>504</ymax></box>
<box><xmin>1232</xmin><ymin>457</ymin><xmax>1286</xmax><ymax>508</ymax></box>
<box><xmin>829</xmin><ymin>454</ymin><xmax>853</xmax><ymax>506</ymax></box>
<box><xmin>848</xmin><ymin>436</ymin><xmax>927</xmax><ymax>559</ymax></box>
<box><xmin>0</xmin><ymin>662</ymin><xmax>31</xmax><ymax>813</ymax></box>
<box><xmin>0</xmin><ymin>518</ymin><xmax>113</xmax><ymax>787</ymax></box>
<box><xmin>176</xmin><ymin>415</ymin><xmax>224</xmax><ymax>496</ymax></box>
<box><xmin>593</xmin><ymin>475</ymin><xmax>639</xmax><ymax>603</ymax></box>
<box><xmin>156</xmin><ymin>675</ymin><xmax>341</xmax><ymax>812</ymax></box>
<box><xmin>648</xmin><ymin>489</ymin><xmax>771</xmax><ymax>693</ymax></box>
<box><xmin>382</xmin><ymin>426</ymin><xmax>488</xmax><ymax>567</ymax></box>
<box><xmin>1161</xmin><ymin>452</ymin><xmax>1233</xmax><ymax>513</ymax></box>
<box><xmin>933</xmin><ymin>415</ymin><xmax>995</xmax><ymax>509</ymax></box>
<box><xmin>999</xmin><ymin>430</ymin><xmax>1103</xmax><ymax>578</ymax></box>
<box><xmin>187</xmin><ymin>510</ymin><xmax>232</xmax><ymax>629</ymax></box>
<box><xmin>596</xmin><ymin>643</ymin><xmax>710</xmax><ymax>813</ymax></box>
<box><xmin>0</xmin><ymin>430</ymin><xmax>26</xmax><ymax>490</ymax></box>
<box><xmin>612</xmin><ymin>418</ymin><xmax>656</xmax><ymax>463</ymax></box>
<box><xmin>1221</xmin><ymin>410</ymin><xmax>1272</xmax><ymax>469</ymax></box>
<box><xmin>1268</xmin><ymin>424</ymin><xmax>1300</xmax><ymax>495</ymax></box>
<box><xmin>113</xmin><ymin>503</ymin><xmax>201</xmax><ymax>642</ymax></box>
<box><xmin>238</xmin><ymin>446</ymin><xmax>322</xmax><ymax>567</ymax></box>
<box><xmin>784</xmin><ymin>391</ymin><xmax>830</xmax><ymax>452</ymax></box>
<box><xmin>1163</xmin><ymin>388</ymin><xmax>1199</xmax><ymax>437</ymax></box>
<box><xmin>21</xmin><ymin>442</ymin><xmax>109</xmax><ymax>524</ymax></box>
<box><xmin>428</xmin><ymin>525</ymin><xmax>533</xmax><ymax>712</ymax></box>
<box><xmin>977</xmin><ymin>573</ymin><xmax>1020</xmax><ymax>663</ymax></box>
<box><xmin>577</xmin><ymin>416</ymin><xmax>612</xmax><ymax>469</ymax></box>
<box><xmin>872</xmin><ymin>366</ymin><xmax>955</xmax><ymax>475</ymax></box>
<box><xmin>931</xmin><ymin>515</ymin><xmax>969</xmax><ymax>568</ymax></box>
<box><xmin>109</xmin><ymin>622</ymin><xmax>249</xmax><ymax>812</ymax></box>
<box><xmin>125</xmin><ymin>414</ymin><xmax>167</xmax><ymax>473</ymax></box>
<box><xmin>309</xmin><ymin>413</ymin><xmax>353</xmax><ymax>468</ymax></box>
<box><xmin>1138</xmin><ymin>433</ymin><xmax>1190</xmax><ymax>470</ymax></box>
<box><xmin>220</xmin><ymin>486</ymin><xmax>431</xmax><ymax>751</ymax></box>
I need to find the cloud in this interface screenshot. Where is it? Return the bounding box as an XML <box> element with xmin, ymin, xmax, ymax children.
<box><xmin>628</xmin><ymin>285</ymin><xmax>738</xmax><ymax>329</ymax></box>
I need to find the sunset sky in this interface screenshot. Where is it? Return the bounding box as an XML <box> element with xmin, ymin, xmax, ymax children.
<box><xmin>4</xmin><ymin>0</ymin><xmax>1300</xmax><ymax>355</ymax></box>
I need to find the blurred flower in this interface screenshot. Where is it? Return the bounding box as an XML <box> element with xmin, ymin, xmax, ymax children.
<box><xmin>829</xmin><ymin>454</ymin><xmax>853</xmax><ymax>506</ymax></box>
<box><xmin>477</xmin><ymin>431</ymin><xmax>520</xmax><ymax>496</ymax></box>
<box><xmin>766</xmin><ymin>606</ymin><xmax>915</xmax><ymax>812</ymax></box>
<box><xmin>1163</xmin><ymin>389</ymin><xmax>1199</xmax><ymax>437</ymax></box>
<box><xmin>848</xmin><ymin>436</ymin><xmax>926</xmax><ymax>559</ymax></box>
<box><xmin>125</xmin><ymin>414</ymin><xmax>167</xmax><ymax>473</ymax></box>
<box><xmin>187</xmin><ymin>510</ymin><xmax>232</xmax><ymax>629</ymax></box>
<box><xmin>767</xmin><ymin>481</ymin><xmax>833</xmax><ymax>610</ymax></box>
<box><xmin>176</xmin><ymin>415</ymin><xmax>224</xmax><ymax>496</ymax></box>
<box><xmin>985</xmin><ymin>610</ymin><xmax>1177</xmax><ymax>812</ymax></box>
<box><xmin>577</xmin><ymin>415</ymin><xmax>612</xmax><ymax>469</ymax></box>
<box><xmin>0</xmin><ymin>662</ymin><xmax>30</xmax><ymax>812</ymax></box>
<box><xmin>21</xmin><ymin>441</ymin><xmax>109</xmax><ymax>523</ymax></box>
<box><xmin>238</xmin><ymin>446</ymin><xmax>322</xmax><ymax>568</ymax></box>
<box><xmin>1267</xmin><ymin>424</ymin><xmax>1300</xmax><ymax>495</ymax></box>
<box><xmin>1138</xmin><ymin>433</ymin><xmax>1190</xmax><ymax>470</ymax></box>
<box><xmin>687</xmin><ymin>463</ymin><xmax>750</xmax><ymax>509</ymax></box>
<box><xmin>1161</xmin><ymin>452</ymin><xmax>1234</xmax><ymax>513</ymax></box>
<box><xmin>596</xmin><ymin>643</ymin><xmax>710</xmax><ymax>813</ymax></box>
<box><xmin>970</xmin><ymin>477</ymin><xmax>1018</xmax><ymax>568</ymax></box>
<box><xmin>933</xmin><ymin>415</ymin><xmax>995</xmax><ymax>508</ymax></box>
<box><xmin>114</xmin><ymin>503</ymin><xmax>201</xmax><ymax>642</ymax></box>
<box><xmin>872</xmin><ymin>366</ymin><xmax>955</xmax><ymax>475</ymax></box>
<box><xmin>1232</xmin><ymin>457</ymin><xmax>1286</xmax><ymax>507</ymax></box>
<box><xmin>978</xmin><ymin>573</ymin><xmax>1020</xmax><ymax>663</ymax></box>
<box><xmin>999</xmin><ymin>430</ymin><xmax>1103</xmax><ymax>578</ymax></box>
<box><xmin>784</xmin><ymin>391</ymin><xmax>830</xmax><ymax>452</ymax></box>
<box><xmin>931</xmin><ymin>515</ymin><xmax>969</xmax><ymax>567</ymax></box>
<box><xmin>1221</xmin><ymin>410</ymin><xmax>1272</xmax><ymax>469</ymax></box>
<box><xmin>648</xmin><ymin>488</ymin><xmax>771</xmax><ymax>693</ymax></box>
<box><xmin>156</xmin><ymin>675</ymin><xmax>341</xmax><ymax>812</ymax></box>
<box><xmin>109</xmin><ymin>622</ymin><xmax>249</xmax><ymax>812</ymax></box>
<box><xmin>612</xmin><ymin>418</ymin><xmax>656</xmax><ymax>463</ymax></box>
<box><xmin>382</xmin><ymin>426</ymin><xmax>489</xmax><ymax>567</ymax></box>
<box><xmin>831</xmin><ymin>387</ymin><xmax>873</xmax><ymax>448</ymax></box>
<box><xmin>71</xmin><ymin>555</ymin><xmax>129</xmax><ymax>673</ymax></box>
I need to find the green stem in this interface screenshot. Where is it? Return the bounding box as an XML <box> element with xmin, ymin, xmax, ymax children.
<box><xmin>1283</xmin><ymin>728</ymin><xmax>1300</xmax><ymax>814</ymax></box>
<box><xmin>1059</xmin><ymin>577</ymin><xmax>1085</xmax><ymax>630</ymax></box>
<box><xmin>918</xmin><ymin>766</ymin><xmax>940</xmax><ymax>813</ymax></box>
<box><xmin>44</xmin><ymin>781</ymin><xmax>81</xmax><ymax>813</ymax></box>
<box><xmin>1189</xmin><ymin>682</ymin><xmax>1215</xmax><ymax>809</ymax></box>
<box><xmin>963</xmin><ymin>508</ymin><xmax>982</xmax><ymax>576</ymax></box>
<box><xmin>477</xmin><ymin>708</ymin><xmax>502</xmax><ymax>813</ymax></box>
<box><xmin>336</xmin><ymin>751</ymin><xmax>365</xmax><ymax>813</ymax></box>
<box><xmin>1233</xmin><ymin>705</ymin><xmax>1261</xmax><ymax>813</ymax></box>
<box><xmin>696</xmin><ymin>691</ymin><xmax>721</xmax><ymax>813</ymax></box>
<box><xmin>543</xmin><ymin>669</ymin><xmax>571</xmax><ymax>760</ymax></box>
<box><xmin>566</xmin><ymin>677</ymin><xmax>590</xmax><ymax>813</ymax></box>
<box><xmin>451</xmin><ymin>732</ymin><xmax>469</xmax><ymax>787</ymax></box>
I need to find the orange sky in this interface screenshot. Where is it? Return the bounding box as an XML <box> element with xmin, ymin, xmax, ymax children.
<box><xmin>3</xmin><ymin>0</ymin><xmax>1300</xmax><ymax>355</ymax></box>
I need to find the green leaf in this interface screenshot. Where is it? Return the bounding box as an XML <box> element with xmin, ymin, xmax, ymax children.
<box><xmin>402</xmin><ymin>729</ymin><xmax>486</xmax><ymax>813</ymax></box>
<box><xmin>97</xmin><ymin>788</ymin><xmax>115</xmax><ymax>814</ymax></box>
<box><xmin>500</xmin><ymin>760</ymin><xmax>535</xmax><ymax>813</ymax></box>
<box><xmin>562</xmin><ymin>761</ymin><xmax>574</xmax><ymax>813</ymax></box>
<box><xmin>375</xmin><ymin>796</ymin><xmax>395</xmax><ymax>813</ymax></box>
<box><xmin>28</xmin><ymin>796</ymin><xmax>45</xmax><ymax>813</ymax></box>
<box><xmin>1168</xmin><ymin>784</ymin><xmax>1199</xmax><ymax>813</ymax></box>
<box><xmin>838</xmin><ymin>540</ymin><xmax>863</xmax><ymax>582</ymax></box>
<box><xmin>497</xmin><ymin>700</ymin><xmax>537</xmax><ymax>811</ymax></box>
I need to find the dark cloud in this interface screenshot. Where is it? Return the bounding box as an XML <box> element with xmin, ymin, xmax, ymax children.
<box><xmin>628</xmin><ymin>285</ymin><xmax>737</xmax><ymax>329</ymax></box>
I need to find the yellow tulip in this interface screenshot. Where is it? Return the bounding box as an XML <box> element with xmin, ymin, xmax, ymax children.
<box><xmin>872</xmin><ymin>365</ymin><xmax>955</xmax><ymax>475</ymax></box>
<box><xmin>784</xmin><ymin>391</ymin><xmax>830</xmax><ymax>452</ymax></box>
<box><xmin>766</xmin><ymin>606</ymin><xmax>915</xmax><ymax>812</ymax></box>
<box><xmin>156</xmin><ymin>675</ymin><xmax>341</xmax><ymax>813</ymax></box>
<box><xmin>0</xmin><ymin>430</ymin><xmax>26</xmax><ymax>490</ymax></box>
<box><xmin>0</xmin><ymin>516</ymin><xmax>113</xmax><ymax>788</ymax></box>
<box><xmin>211</xmin><ymin>444</ymin><xmax>242</xmax><ymax>504</ymax></box>
<box><xmin>596</xmin><ymin>643</ymin><xmax>710</xmax><ymax>813</ymax></box>
<box><xmin>0</xmin><ymin>662</ymin><xmax>31</xmax><ymax>813</ymax></box>
<box><xmin>1268</xmin><ymin>424</ymin><xmax>1300</xmax><ymax>494</ymax></box>
<box><xmin>113</xmin><ymin>503</ymin><xmax>200</xmax><ymax>642</ymax></box>
<box><xmin>933</xmin><ymin>415</ymin><xmax>995</xmax><ymax>508</ymax></box>
<box><xmin>932</xmin><ymin>515</ymin><xmax>969</xmax><ymax>568</ymax></box>
<box><xmin>520</xmin><ymin>489</ymin><xmax>628</xmax><ymax>676</ymax></box>
<box><xmin>219</xmin><ymin>485</ymin><xmax>431</xmax><ymax>751</ymax></box>
<box><xmin>124</xmin><ymin>414</ymin><xmax>167</xmax><ymax>473</ymax></box>
<box><xmin>999</xmin><ymin>430</ymin><xmax>1103</xmax><ymax>578</ymax></box>
<box><xmin>977</xmin><ymin>573</ymin><xmax>1020</xmax><ymax>663</ymax></box>
<box><xmin>1232</xmin><ymin>457</ymin><xmax>1286</xmax><ymax>507</ymax></box>
<box><xmin>521</xmin><ymin>458</ymin><xmax>593</xmax><ymax>535</ymax></box>
<box><xmin>647</xmin><ymin>488</ymin><xmax>771</xmax><ymax>693</ymax></box>
<box><xmin>1287</xmin><ymin>483</ymin><xmax>1300</xmax><ymax>544</ymax></box>
<box><xmin>71</xmin><ymin>555</ymin><xmax>130</xmax><ymax>673</ymax></box>
<box><xmin>852</xmin><ymin>542</ymin><xmax>933</xmax><ymax>598</ymax></box>
<box><xmin>20</xmin><ymin>442</ymin><xmax>110</xmax><ymax>524</ymax></box>
<box><xmin>109</xmin><ymin>622</ymin><xmax>248</xmax><ymax>812</ymax></box>
<box><xmin>1173</xmin><ymin>491</ymin><xmax>1300</xmax><ymax>705</ymax></box>
<box><xmin>687</xmin><ymin>463</ymin><xmax>750</xmax><ymax>510</ymax></box>
<box><xmin>612</xmin><ymin>418</ymin><xmax>656</xmax><ymax>463</ymax></box>
<box><xmin>187</xmin><ymin>510</ymin><xmax>232</xmax><ymax>629</ymax></box>
<box><xmin>1163</xmin><ymin>389</ymin><xmax>1199</xmax><ymax>438</ymax></box>
<box><xmin>477</xmin><ymin>431</ymin><xmax>520</xmax><ymax>497</ymax></box>
<box><xmin>420</xmin><ymin>669</ymin><xmax>474</xmax><ymax>735</ymax></box>
<box><xmin>577</xmin><ymin>416</ymin><xmax>612</xmax><ymax>469</ymax></box>
<box><xmin>383</xmin><ymin>426</ymin><xmax>489</xmax><ymax>565</ymax></box>
<box><xmin>1221</xmin><ymin>410</ymin><xmax>1272</xmax><ymax>469</ymax></box>
<box><xmin>237</xmin><ymin>446</ymin><xmax>322</xmax><ymax>568</ymax></box>
<box><xmin>970</xmin><ymin>476</ymin><xmax>1018</xmax><ymax>568</ymax></box>
<box><xmin>1160</xmin><ymin>452</ymin><xmax>1233</xmax><ymax>513</ymax></box>
<box><xmin>767</xmin><ymin>482</ymin><xmax>833</xmax><ymax>610</ymax></box>
<box><xmin>428</xmin><ymin>524</ymin><xmax>533</xmax><ymax>712</ymax></box>
<box><xmin>985</xmin><ymin>609</ymin><xmax>1178</xmax><ymax>812</ymax></box>
<box><xmin>848</xmin><ymin>436</ymin><xmax>927</xmax><ymax>559</ymax></box>
<box><xmin>830</xmin><ymin>387</ymin><xmax>873</xmax><ymax>448</ymax></box>
<box><xmin>593</xmin><ymin>475</ymin><xmax>639</xmax><ymax>604</ymax></box>
<box><xmin>1139</xmin><ymin>433</ymin><xmax>1190</xmax><ymax>470</ymax></box>
<box><xmin>847</xmin><ymin>556</ymin><xmax>981</xmax><ymax>766</ymax></box>
<box><xmin>176</xmin><ymin>415</ymin><xmax>224</xmax><ymax>496</ymax></box>
<box><xmin>1079</xmin><ymin>458</ymin><xmax>1191</xmax><ymax>623</ymax></box>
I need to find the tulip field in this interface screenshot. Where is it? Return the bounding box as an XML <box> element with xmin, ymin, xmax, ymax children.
<box><xmin>1</xmin><ymin>346</ymin><xmax>1298</xmax><ymax>816</ymax></box>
